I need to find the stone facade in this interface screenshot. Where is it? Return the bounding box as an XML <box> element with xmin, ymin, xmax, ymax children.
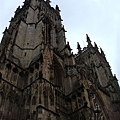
<box><xmin>0</xmin><ymin>0</ymin><xmax>120</xmax><ymax>120</ymax></box>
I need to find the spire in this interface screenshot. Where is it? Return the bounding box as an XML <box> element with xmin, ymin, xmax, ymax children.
<box><xmin>67</xmin><ymin>42</ymin><xmax>72</xmax><ymax>51</ymax></box>
<box><xmin>113</xmin><ymin>74</ymin><xmax>118</xmax><ymax>81</ymax></box>
<box><xmin>77</xmin><ymin>42</ymin><xmax>82</xmax><ymax>53</ymax></box>
<box><xmin>86</xmin><ymin>34</ymin><xmax>92</xmax><ymax>47</ymax></box>
<box><xmin>3</xmin><ymin>27</ymin><xmax>8</xmax><ymax>34</ymax></box>
<box><xmin>100</xmin><ymin>47</ymin><xmax>105</xmax><ymax>56</ymax></box>
<box><xmin>56</xmin><ymin>5</ymin><xmax>61</xmax><ymax>12</ymax></box>
<box><xmin>62</xmin><ymin>25</ymin><xmax>67</xmax><ymax>32</ymax></box>
<box><xmin>94</xmin><ymin>42</ymin><xmax>98</xmax><ymax>50</ymax></box>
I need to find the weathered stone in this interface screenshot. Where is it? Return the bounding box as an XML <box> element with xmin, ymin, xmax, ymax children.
<box><xmin>0</xmin><ymin>0</ymin><xmax>120</xmax><ymax>120</ymax></box>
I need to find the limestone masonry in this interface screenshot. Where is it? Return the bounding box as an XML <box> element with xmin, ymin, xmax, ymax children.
<box><xmin>0</xmin><ymin>0</ymin><xmax>120</xmax><ymax>119</ymax></box>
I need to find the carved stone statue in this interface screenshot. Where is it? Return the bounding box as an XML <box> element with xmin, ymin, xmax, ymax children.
<box><xmin>78</xmin><ymin>66</ymin><xmax>87</xmax><ymax>80</ymax></box>
<box><xmin>108</xmin><ymin>85</ymin><xmax>120</xmax><ymax>102</ymax></box>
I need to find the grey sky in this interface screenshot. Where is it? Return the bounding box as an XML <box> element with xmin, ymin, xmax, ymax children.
<box><xmin>0</xmin><ymin>0</ymin><xmax>120</xmax><ymax>83</ymax></box>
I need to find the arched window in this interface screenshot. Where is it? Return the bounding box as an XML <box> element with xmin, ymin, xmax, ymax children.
<box><xmin>53</xmin><ymin>55</ymin><xmax>64</xmax><ymax>87</ymax></box>
<box><xmin>43</xmin><ymin>16</ymin><xmax>53</xmax><ymax>44</ymax></box>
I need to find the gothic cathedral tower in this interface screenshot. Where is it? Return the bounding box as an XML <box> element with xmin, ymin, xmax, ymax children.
<box><xmin>0</xmin><ymin>0</ymin><xmax>120</xmax><ymax>120</ymax></box>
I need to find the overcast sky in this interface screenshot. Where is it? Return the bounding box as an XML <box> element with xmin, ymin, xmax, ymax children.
<box><xmin>0</xmin><ymin>0</ymin><xmax>120</xmax><ymax>84</ymax></box>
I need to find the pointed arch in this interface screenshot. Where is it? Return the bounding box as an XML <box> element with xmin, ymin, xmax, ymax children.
<box><xmin>42</xmin><ymin>15</ymin><xmax>53</xmax><ymax>44</ymax></box>
<box><xmin>53</xmin><ymin>54</ymin><xmax>64</xmax><ymax>88</ymax></box>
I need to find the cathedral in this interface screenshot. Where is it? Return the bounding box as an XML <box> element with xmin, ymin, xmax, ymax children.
<box><xmin>0</xmin><ymin>0</ymin><xmax>120</xmax><ymax>120</ymax></box>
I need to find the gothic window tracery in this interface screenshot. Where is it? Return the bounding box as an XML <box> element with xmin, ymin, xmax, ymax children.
<box><xmin>53</xmin><ymin>56</ymin><xmax>63</xmax><ymax>87</ymax></box>
<box><xmin>43</xmin><ymin>16</ymin><xmax>52</xmax><ymax>44</ymax></box>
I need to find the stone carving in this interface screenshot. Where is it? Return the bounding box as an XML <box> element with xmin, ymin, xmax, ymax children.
<box><xmin>78</xmin><ymin>66</ymin><xmax>87</xmax><ymax>80</ymax></box>
<box><xmin>107</xmin><ymin>76</ymin><xmax>120</xmax><ymax>103</ymax></box>
<box><xmin>56</xmin><ymin>5</ymin><xmax>60</xmax><ymax>12</ymax></box>
<box><xmin>0</xmin><ymin>0</ymin><xmax>120</xmax><ymax>119</ymax></box>
<box><xmin>94</xmin><ymin>42</ymin><xmax>98</xmax><ymax>50</ymax></box>
<box><xmin>66</xmin><ymin>66</ymin><xmax>78</xmax><ymax>76</ymax></box>
<box><xmin>107</xmin><ymin>85</ymin><xmax>120</xmax><ymax>102</ymax></box>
